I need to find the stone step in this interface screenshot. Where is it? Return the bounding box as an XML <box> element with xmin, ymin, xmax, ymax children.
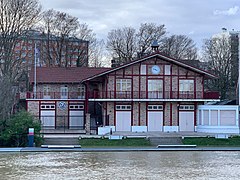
<box><xmin>41</xmin><ymin>145</ymin><xmax>81</xmax><ymax>149</ymax></box>
<box><xmin>43</xmin><ymin>137</ymin><xmax>79</xmax><ymax>145</ymax></box>
<box><xmin>157</xmin><ymin>145</ymin><xmax>196</xmax><ymax>148</ymax></box>
<box><xmin>149</xmin><ymin>137</ymin><xmax>183</xmax><ymax>146</ymax></box>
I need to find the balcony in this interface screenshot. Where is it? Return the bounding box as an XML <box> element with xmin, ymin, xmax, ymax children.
<box><xmin>26</xmin><ymin>92</ymin><xmax>85</xmax><ymax>99</ymax></box>
<box><xmin>26</xmin><ymin>91</ymin><xmax>220</xmax><ymax>100</ymax></box>
<box><xmin>88</xmin><ymin>91</ymin><xmax>220</xmax><ymax>100</ymax></box>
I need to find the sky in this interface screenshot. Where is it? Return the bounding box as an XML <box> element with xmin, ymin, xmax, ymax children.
<box><xmin>39</xmin><ymin>0</ymin><xmax>240</xmax><ymax>49</ymax></box>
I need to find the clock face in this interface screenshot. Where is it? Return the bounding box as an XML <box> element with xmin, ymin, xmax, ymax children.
<box><xmin>151</xmin><ymin>65</ymin><xmax>160</xmax><ymax>74</ymax></box>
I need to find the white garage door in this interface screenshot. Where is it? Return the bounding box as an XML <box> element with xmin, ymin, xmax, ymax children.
<box><xmin>41</xmin><ymin>110</ymin><xmax>55</xmax><ymax>129</ymax></box>
<box><xmin>148</xmin><ymin>112</ymin><xmax>163</xmax><ymax>131</ymax></box>
<box><xmin>69</xmin><ymin>111</ymin><xmax>84</xmax><ymax>129</ymax></box>
<box><xmin>179</xmin><ymin>112</ymin><xmax>194</xmax><ymax>131</ymax></box>
<box><xmin>116</xmin><ymin>111</ymin><xmax>131</xmax><ymax>131</ymax></box>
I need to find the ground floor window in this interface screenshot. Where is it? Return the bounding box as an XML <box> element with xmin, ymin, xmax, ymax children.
<box><xmin>148</xmin><ymin>105</ymin><xmax>163</xmax><ymax>110</ymax></box>
<box><xmin>116</xmin><ymin>105</ymin><xmax>131</xmax><ymax>110</ymax></box>
<box><xmin>179</xmin><ymin>105</ymin><xmax>194</xmax><ymax>110</ymax></box>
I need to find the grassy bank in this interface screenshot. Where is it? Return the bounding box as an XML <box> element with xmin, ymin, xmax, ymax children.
<box><xmin>182</xmin><ymin>136</ymin><xmax>240</xmax><ymax>147</ymax></box>
<box><xmin>79</xmin><ymin>138</ymin><xmax>151</xmax><ymax>147</ymax></box>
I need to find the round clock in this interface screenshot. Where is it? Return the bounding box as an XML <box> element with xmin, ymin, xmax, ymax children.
<box><xmin>151</xmin><ymin>65</ymin><xmax>160</xmax><ymax>74</ymax></box>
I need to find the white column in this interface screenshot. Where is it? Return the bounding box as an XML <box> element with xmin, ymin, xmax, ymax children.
<box><xmin>217</xmin><ymin>110</ymin><xmax>221</xmax><ymax>126</ymax></box>
<box><xmin>209</xmin><ymin>109</ymin><xmax>211</xmax><ymax>126</ymax></box>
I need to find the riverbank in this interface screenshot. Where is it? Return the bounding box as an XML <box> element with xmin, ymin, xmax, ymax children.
<box><xmin>1</xmin><ymin>146</ymin><xmax>240</xmax><ymax>152</ymax></box>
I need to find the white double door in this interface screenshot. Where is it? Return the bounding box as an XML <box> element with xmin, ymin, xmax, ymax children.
<box><xmin>40</xmin><ymin>110</ymin><xmax>55</xmax><ymax>129</ymax></box>
<box><xmin>69</xmin><ymin>110</ymin><xmax>84</xmax><ymax>129</ymax></box>
<box><xmin>116</xmin><ymin>111</ymin><xmax>131</xmax><ymax>131</ymax></box>
<box><xmin>148</xmin><ymin>111</ymin><xmax>163</xmax><ymax>131</ymax></box>
<box><xmin>179</xmin><ymin>112</ymin><xmax>194</xmax><ymax>131</ymax></box>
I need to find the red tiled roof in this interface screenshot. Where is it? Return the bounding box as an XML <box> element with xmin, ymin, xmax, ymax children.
<box><xmin>29</xmin><ymin>67</ymin><xmax>111</xmax><ymax>84</ymax></box>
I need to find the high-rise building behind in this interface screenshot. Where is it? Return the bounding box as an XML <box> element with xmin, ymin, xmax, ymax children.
<box><xmin>14</xmin><ymin>29</ymin><xmax>89</xmax><ymax>69</ymax></box>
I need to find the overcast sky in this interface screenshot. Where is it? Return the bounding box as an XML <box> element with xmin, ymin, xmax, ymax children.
<box><xmin>39</xmin><ymin>0</ymin><xmax>240</xmax><ymax>49</ymax></box>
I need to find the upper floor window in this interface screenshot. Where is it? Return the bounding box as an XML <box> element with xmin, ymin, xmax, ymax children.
<box><xmin>179</xmin><ymin>80</ymin><xmax>194</xmax><ymax>92</ymax></box>
<box><xmin>148</xmin><ymin>79</ymin><xmax>163</xmax><ymax>91</ymax></box>
<box><xmin>60</xmin><ymin>86</ymin><xmax>68</xmax><ymax>99</ymax></box>
<box><xmin>164</xmin><ymin>65</ymin><xmax>171</xmax><ymax>75</ymax></box>
<box><xmin>148</xmin><ymin>79</ymin><xmax>163</xmax><ymax>98</ymax></box>
<box><xmin>78</xmin><ymin>85</ymin><xmax>85</xmax><ymax>99</ymax></box>
<box><xmin>43</xmin><ymin>85</ymin><xmax>50</xmax><ymax>99</ymax></box>
<box><xmin>140</xmin><ymin>65</ymin><xmax>146</xmax><ymax>75</ymax></box>
<box><xmin>116</xmin><ymin>79</ymin><xmax>131</xmax><ymax>91</ymax></box>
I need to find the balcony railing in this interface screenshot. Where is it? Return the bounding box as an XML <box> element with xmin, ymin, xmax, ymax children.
<box><xmin>88</xmin><ymin>91</ymin><xmax>220</xmax><ymax>100</ymax></box>
<box><xmin>26</xmin><ymin>91</ymin><xmax>220</xmax><ymax>100</ymax></box>
<box><xmin>26</xmin><ymin>92</ymin><xmax>85</xmax><ymax>99</ymax></box>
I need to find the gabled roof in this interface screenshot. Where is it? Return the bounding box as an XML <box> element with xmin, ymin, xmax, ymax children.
<box><xmin>82</xmin><ymin>52</ymin><xmax>217</xmax><ymax>82</ymax></box>
<box><xmin>29</xmin><ymin>67</ymin><xmax>111</xmax><ymax>84</ymax></box>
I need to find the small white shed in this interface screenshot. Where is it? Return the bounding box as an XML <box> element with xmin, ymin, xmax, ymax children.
<box><xmin>197</xmin><ymin>105</ymin><xmax>239</xmax><ymax>134</ymax></box>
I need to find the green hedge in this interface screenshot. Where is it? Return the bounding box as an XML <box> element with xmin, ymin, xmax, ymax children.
<box><xmin>182</xmin><ymin>136</ymin><xmax>240</xmax><ymax>146</ymax></box>
<box><xmin>0</xmin><ymin>111</ymin><xmax>43</xmax><ymax>147</ymax></box>
<box><xmin>79</xmin><ymin>138</ymin><xmax>151</xmax><ymax>147</ymax></box>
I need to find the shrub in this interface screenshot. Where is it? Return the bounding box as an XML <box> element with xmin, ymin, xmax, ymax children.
<box><xmin>0</xmin><ymin>111</ymin><xmax>43</xmax><ymax>147</ymax></box>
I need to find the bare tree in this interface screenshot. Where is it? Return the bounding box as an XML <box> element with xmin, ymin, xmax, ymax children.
<box><xmin>136</xmin><ymin>23</ymin><xmax>166</xmax><ymax>55</ymax></box>
<box><xmin>107</xmin><ymin>23</ymin><xmax>166</xmax><ymax>65</ymax></box>
<box><xmin>0</xmin><ymin>78</ymin><xmax>18</xmax><ymax>121</ymax></box>
<box><xmin>41</xmin><ymin>9</ymin><xmax>80</xmax><ymax>67</ymax></box>
<box><xmin>0</xmin><ymin>0</ymin><xmax>41</xmax><ymax>120</ymax></box>
<box><xmin>159</xmin><ymin>35</ymin><xmax>198</xmax><ymax>60</ymax></box>
<box><xmin>107</xmin><ymin>27</ymin><xmax>136</xmax><ymax>64</ymax></box>
<box><xmin>41</xmin><ymin>11</ymin><xmax>103</xmax><ymax>67</ymax></box>
<box><xmin>0</xmin><ymin>0</ymin><xmax>41</xmax><ymax>79</ymax></box>
<box><xmin>75</xmin><ymin>23</ymin><xmax>102</xmax><ymax>67</ymax></box>
<box><xmin>88</xmin><ymin>39</ymin><xmax>105</xmax><ymax>67</ymax></box>
<box><xmin>202</xmin><ymin>34</ymin><xmax>232</xmax><ymax>99</ymax></box>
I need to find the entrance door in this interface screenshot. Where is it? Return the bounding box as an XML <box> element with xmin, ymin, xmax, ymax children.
<box><xmin>40</xmin><ymin>110</ymin><xmax>55</xmax><ymax>129</ymax></box>
<box><xmin>116</xmin><ymin>111</ymin><xmax>131</xmax><ymax>131</ymax></box>
<box><xmin>148</xmin><ymin>111</ymin><xmax>163</xmax><ymax>131</ymax></box>
<box><xmin>179</xmin><ymin>112</ymin><xmax>194</xmax><ymax>131</ymax></box>
<box><xmin>69</xmin><ymin>111</ymin><xmax>84</xmax><ymax>129</ymax></box>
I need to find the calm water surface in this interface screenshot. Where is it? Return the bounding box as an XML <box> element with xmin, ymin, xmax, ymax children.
<box><xmin>0</xmin><ymin>151</ymin><xmax>240</xmax><ymax>180</ymax></box>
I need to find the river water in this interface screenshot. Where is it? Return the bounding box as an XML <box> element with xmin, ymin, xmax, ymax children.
<box><xmin>0</xmin><ymin>151</ymin><xmax>240</xmax><ymax>180</ymax></box>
